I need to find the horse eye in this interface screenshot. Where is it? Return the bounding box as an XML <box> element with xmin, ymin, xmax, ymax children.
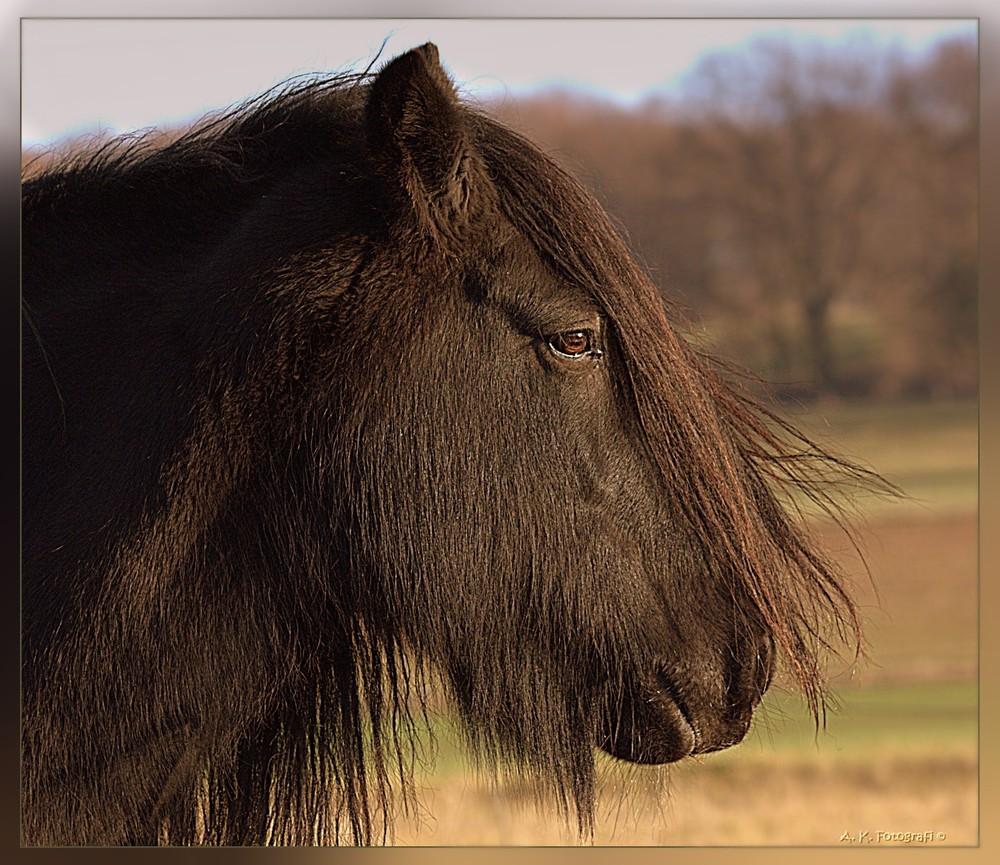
<box><xmin>547</xmin><ymin>330</ymin><xmax>596</xmax><ymax>359</ymax></box>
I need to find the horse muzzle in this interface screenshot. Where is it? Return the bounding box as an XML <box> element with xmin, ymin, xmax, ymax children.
<box><xmin>599</xmin><ymin>637</ymin><xmax>775</xmax><ymax>764</ymax></box>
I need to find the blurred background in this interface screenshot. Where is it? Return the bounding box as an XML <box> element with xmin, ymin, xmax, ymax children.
<box><xmin>22</xmin><ymin>17</ymin><xmax>979</xmax><ymax>846</ymax></box>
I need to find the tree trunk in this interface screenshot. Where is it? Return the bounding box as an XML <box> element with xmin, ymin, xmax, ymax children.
<box><xmin>803</xmin><ymin>293</ymin><xmax>835</xmax><ymax>391</ymax></box>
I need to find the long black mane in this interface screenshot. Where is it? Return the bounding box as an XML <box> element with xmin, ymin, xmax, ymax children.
<box><xmin>22</xmin><ymin>50</ymin><xmax>890</xmax><ymax>846</ymax></box>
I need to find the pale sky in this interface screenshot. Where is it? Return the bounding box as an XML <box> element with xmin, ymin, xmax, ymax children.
<box><xmin>20</xmin><ymin>17</ymin><xmax>977</xmax><ymax>147</ymax></box>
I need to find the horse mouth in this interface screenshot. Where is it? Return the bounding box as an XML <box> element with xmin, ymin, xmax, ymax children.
<box><xmin>598</xmin><ymin>675</ymin><xmax>698</xmax><ymax>765</ymax></box>
<box><xmin>598</xmin><ymin>662</ymin><xmax>766</xmax><ymax>765</ymax></box>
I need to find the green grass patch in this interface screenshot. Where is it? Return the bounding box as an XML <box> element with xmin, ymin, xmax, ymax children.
<box><xmin>781</xmin><ymin>398</ymin><xmax>978</xmax><ymax>518</ymax></box>
<box><xmin>708</xmin><ymin>679</ymin><xmax>978</xmax><ymax>766</ymax></box>
<box><xmin>405</xmin><ymin>679</ymin><xmax>978</xmax><ymax>784</ymax></box>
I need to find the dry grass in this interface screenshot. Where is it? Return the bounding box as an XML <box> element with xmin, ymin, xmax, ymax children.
<box><xmin>391</xmin><ymin>746</ymin><xmax>977</xmax><ymax>846</ymax></box>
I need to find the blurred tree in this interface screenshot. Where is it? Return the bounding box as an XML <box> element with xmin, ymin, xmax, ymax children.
<box><xmin>668</xmin><ymin>35</ymin><xmax>911</xmax><ymax>394</ymax></box>
<box><xmin>878</xmin><ymin>34</ymin><xmax>978</xmax><ymax>396</ymax></box>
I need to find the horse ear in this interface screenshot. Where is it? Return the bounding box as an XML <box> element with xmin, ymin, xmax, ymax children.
<box><xmin>366</xmin><ymin>43</ymin><xmax>478</xmax><ymax>236</ymax></box>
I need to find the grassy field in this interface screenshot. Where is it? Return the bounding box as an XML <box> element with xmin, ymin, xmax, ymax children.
<box><xmin>392</xmin><ymin>397</ymin><xmax>980</xmax><ymax>846</ymax></box>
<box><xmin>787</xmin><ymin>397</ymin><xmax>979</xmax><ymax>518</ymax></box>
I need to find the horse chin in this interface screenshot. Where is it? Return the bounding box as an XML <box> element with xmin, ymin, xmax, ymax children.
<box><xmin>598</xmin><ymin>678</ymin><xmax>698</xmax><ymax>765</ymax></box>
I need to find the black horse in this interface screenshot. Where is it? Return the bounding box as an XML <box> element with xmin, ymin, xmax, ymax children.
<box><xmin>21</xmin><ymin>44</ymin><xmax>880</xmax><ymax>845</ymax></box>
